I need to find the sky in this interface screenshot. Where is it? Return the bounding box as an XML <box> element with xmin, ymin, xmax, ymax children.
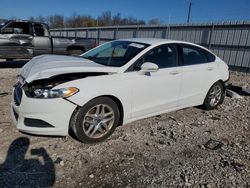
<box><xmin>1</xmin><ymin>0</ymin><xmax>250</xmax><ymax>24</ymax></box>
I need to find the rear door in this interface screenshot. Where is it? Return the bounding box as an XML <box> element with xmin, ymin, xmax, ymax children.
<box><xmin>178</xmin><ymin>44</ymin><xmax>218</xmax><ymax>107</ymax></box>
<box><xmin>32</xmin><ymin>23</ymin><xmax>52</xmax><ymax>55</ymax></box>
<box><xmin>126</xmin><ymin>43</ymin><xmax>182</xmax><ymax>119</ymax></box>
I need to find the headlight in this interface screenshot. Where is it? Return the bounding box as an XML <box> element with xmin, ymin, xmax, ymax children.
<box><xmin>33</xmin><ymin>87</ymin><xmax>79</xmax><ymax>99</ymax></box>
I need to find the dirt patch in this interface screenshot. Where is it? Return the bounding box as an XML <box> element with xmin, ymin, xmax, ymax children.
<box><xmin>0</xmin><ymin>68</ymin><xmax>250</xmax><ymax>187</ymax></box>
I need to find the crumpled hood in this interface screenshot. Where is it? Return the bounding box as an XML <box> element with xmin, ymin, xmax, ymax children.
<box><xmin>21</xmin><ymin>55</ymin><xmax>119</xmax><ymax>83</ymax></box>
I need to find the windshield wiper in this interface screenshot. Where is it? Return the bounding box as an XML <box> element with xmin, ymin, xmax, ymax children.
<box><xmin>83</xmin><ymin>56</ymin><xmax>106</xmax><ymax>65</ymax></box>
<box><xmin>84</xmin><ymin>56</ymin><xmax>102</xmax><ymax>61</ymax></box>
<box><xmin>83</xmin><ymin>56</ymin><xmax>94</xmax><ymax>60</ymax></box>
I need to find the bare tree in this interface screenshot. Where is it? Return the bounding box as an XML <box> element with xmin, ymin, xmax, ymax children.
<box><xmin>47</xmin><ymin>15</ymin><xmax>65</xmax><ymax>28</ymax></box>
<box><xmin>36</xmin><ymin>16</ymin><xmax>46</xmax><ymax>23</ymax></box>
<box><xmin>112</xmin><ymin>13</ymin><xmax>122</xmax><ymax>25</ymax></box>
<box><xmin>148</xmin><ymin>18</ymin><xmax>162</xmax><ymax>25</ymax></box>
<box><xmin>27</xmin><ymin>11</ymin><xmax>149</xmax><ymax>28</ymax></box>
<box><xmin>98</xmin><ymin>11</ymin><xmax>112</xmax><ymax>26</ymax></box>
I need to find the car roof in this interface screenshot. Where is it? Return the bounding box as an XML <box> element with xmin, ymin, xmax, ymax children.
<box><xmin>118</xmin><ymin>38</ymin><xmax>182</xmax><ymax>45</ymax></box>
<box><xmin>118</xmin><ymin>38</ymin><xmax>214</xmax><ymax>54</ymax></box>
<box><xmin>6</xmin><ymin>19</ymin><xmax>48</xmax><ymax>26</ymax></box>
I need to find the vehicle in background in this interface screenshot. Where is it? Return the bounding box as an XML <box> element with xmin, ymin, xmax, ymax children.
<box><xmin>0</xmin><ymin>20</ymin><xmax>97</xmax><ymax>60</ymax></box>
<box><xmin>11</xmin><ymin>38</ymin><xmax>229</xmax><ymax>143</ymax></box>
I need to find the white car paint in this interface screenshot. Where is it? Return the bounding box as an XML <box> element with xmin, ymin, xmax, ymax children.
<box><xmin>129</xmin><ymin>67</ymin><xmax>182</xmax><ymax>119</ymax></box>
<box><xmin>11</xmin><ymin>91</ymin><xmax>76</xmax><ymax>135</ymax></box>
<box><xmin>179</xmin><ymin>62</ymin><xmax>218</xmax><ymax>107</ymax></box>
<box><xmin>11</xmin><ymin>38</ymin><xmax>229</xmax><ymax>136</ymax></box>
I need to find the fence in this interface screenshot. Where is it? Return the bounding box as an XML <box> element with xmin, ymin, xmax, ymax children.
<box><xmin>50</xmin><ymin>21</ymin><xmax>250</xmax><ymax>71</ymax></box>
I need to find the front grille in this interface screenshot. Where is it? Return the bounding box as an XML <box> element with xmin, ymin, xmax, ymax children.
<box><xmin>13</xmin><ymin>83</ymin><xmax>23</xmax><ymax>106</ymax></box>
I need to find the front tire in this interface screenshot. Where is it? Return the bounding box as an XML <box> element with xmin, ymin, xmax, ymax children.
<box><xmin>71</xmin><ymin>97</ymin><xmax>120</xmax><ymax>143</ymax></box>
<box><xmin>203</xmin><ymin>81</ymin><xmax>225</xmax><ymax>110</ymax></box>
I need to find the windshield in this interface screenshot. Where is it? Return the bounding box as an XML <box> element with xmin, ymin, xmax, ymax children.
<box><xmin>81</xmin><ymin>40</ymin><xmax>149</xmax><ymax>67</ymax></box>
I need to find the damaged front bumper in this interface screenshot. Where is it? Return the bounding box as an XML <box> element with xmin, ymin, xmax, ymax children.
<box><xmin>11</xmin><ymin>83</ymin><xmax>77</xmax><ymax>136</ymax></box>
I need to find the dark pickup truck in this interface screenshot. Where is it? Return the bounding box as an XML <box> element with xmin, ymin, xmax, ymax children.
<box><xmin>0</xmin><ymin>20</ymin><xmax>96</xmax><ymax>60</ymax></box>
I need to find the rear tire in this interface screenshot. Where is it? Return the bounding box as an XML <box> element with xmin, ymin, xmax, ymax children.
<box><xmin>70</xmin><ymin>97</ymin><xmax>120</xmax><ymax>143</ymax></box>
<box><xmin>67</xmin><ymin>49</ymin><xmax>85</xmax><ymax>56</ymax></box>
<box><xmin>6</xmin><ymin>58</ymin><xmax>14</xmax><ymax>62</ymax></box>
<box><xmin>203</xmin><ymin>81</ymin><xmax>225</xmax><ymax>110</ymax></box>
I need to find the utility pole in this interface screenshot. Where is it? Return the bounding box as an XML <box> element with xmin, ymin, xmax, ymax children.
<box><xmin>187</xmin><ymin>2</ymin><xmax>193</xmax><ymax>24</ymax></box>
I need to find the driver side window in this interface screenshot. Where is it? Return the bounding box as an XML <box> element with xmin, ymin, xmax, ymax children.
<box><xmin>128</xmin><ymin>44</ymin><xmax>177</xmax><ymax>71</ymax></box>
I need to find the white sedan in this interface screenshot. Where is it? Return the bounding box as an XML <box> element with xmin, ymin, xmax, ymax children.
<box><xmin>11</xmin><ymin>38</ymin><xmax>229</xmax><ymax>143</ymax></box>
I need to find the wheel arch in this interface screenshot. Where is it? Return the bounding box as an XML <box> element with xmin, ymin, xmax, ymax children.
<box><xmin>217</xmin><ymin>79</ymin><xmax>226</xmax><ymax>89</ymax></box>
<box><xmin>69</xmin><ymin>94</ymin><xmax>124</xmax><ymax>132</ymax></box>
<box><xmin>205</xmin><ymin>79</ymin><xmax>226</xmax><ymax>96</ymax></box>
<box><xmin>202</xmin><ymin>79</ymin><xmax>226</xmax><ymax>110</ymax></box>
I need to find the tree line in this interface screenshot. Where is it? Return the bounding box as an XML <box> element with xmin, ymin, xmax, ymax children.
<box><xmin>28</xmin><ymin>11</ymin><xmax>162</xmax><ymax>28</ymax></box>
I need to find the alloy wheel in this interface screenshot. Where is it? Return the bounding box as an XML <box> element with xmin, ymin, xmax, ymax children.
<box><xmin>208</xmin><ymin>85</ymin><xmax>222</xmax><ymax>107</ymax></box>
<box><xmin>82</xmin><ymin>104</ymin><xmax>115</xmax><ymax>139</ymax></box>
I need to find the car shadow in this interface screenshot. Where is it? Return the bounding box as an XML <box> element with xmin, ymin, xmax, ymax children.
<box><xmin>227</xmin><ymin>84</ymin><xmax>250</xmax><ymax>96</ymax></box>
<box><xmin>0</xmin><ymin>60</ymin><xmax>29</xmax><ymax>68</ymax></box>
<box><xmin>0</xmin><ymin>137</ymin><xmax>55</xmax><ymax>187</ymax></box>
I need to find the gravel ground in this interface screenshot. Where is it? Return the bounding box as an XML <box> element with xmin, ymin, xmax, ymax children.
<box><xmin>0</xmin><ymin>67</ymin><xmax>249</xmax><ymax>188</ymax></box>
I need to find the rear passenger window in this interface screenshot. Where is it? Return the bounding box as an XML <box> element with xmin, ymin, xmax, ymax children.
<box><xmin>181</xmin><ymin>45</ymin><xmax>215</xmax><ymax>66</ymax></box>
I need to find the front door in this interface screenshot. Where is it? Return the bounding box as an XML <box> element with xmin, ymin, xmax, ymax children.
<box><xmin>32</xmin><ymin>23</ymin><xmax>52</xmax><ymax>55</ymax></box>
<box><xmin>127</xmin><ymin>44</ymin><xmax>182</xmax><ymax>119</ymax></box>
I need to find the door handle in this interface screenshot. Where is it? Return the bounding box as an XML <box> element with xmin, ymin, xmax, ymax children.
<box><xmin>207</xmin><ymin>67</ymin><xmax>214</xmax><ymax>71</ymax></box>
<box><xmin>170</xmin><ymin>71</ymin><xmax>179</xmax><ymax>75</ymax></box>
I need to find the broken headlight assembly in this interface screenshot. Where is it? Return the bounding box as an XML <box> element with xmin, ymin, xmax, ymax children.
<box><xmin>33</xmin><ymin>87</ymin><xmax>79</xmax><ymax>99</ymax></box>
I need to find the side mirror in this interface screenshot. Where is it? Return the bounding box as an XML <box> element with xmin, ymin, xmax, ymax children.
<box><xmin>1</xmin><ymin>27</ymin><xmax>14</xmax><ymax>34</ymax></box>
<box><xmin>138</xmin><ymin>62</ymin><xmax>159</xmax><ymax>75</ymax></box>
